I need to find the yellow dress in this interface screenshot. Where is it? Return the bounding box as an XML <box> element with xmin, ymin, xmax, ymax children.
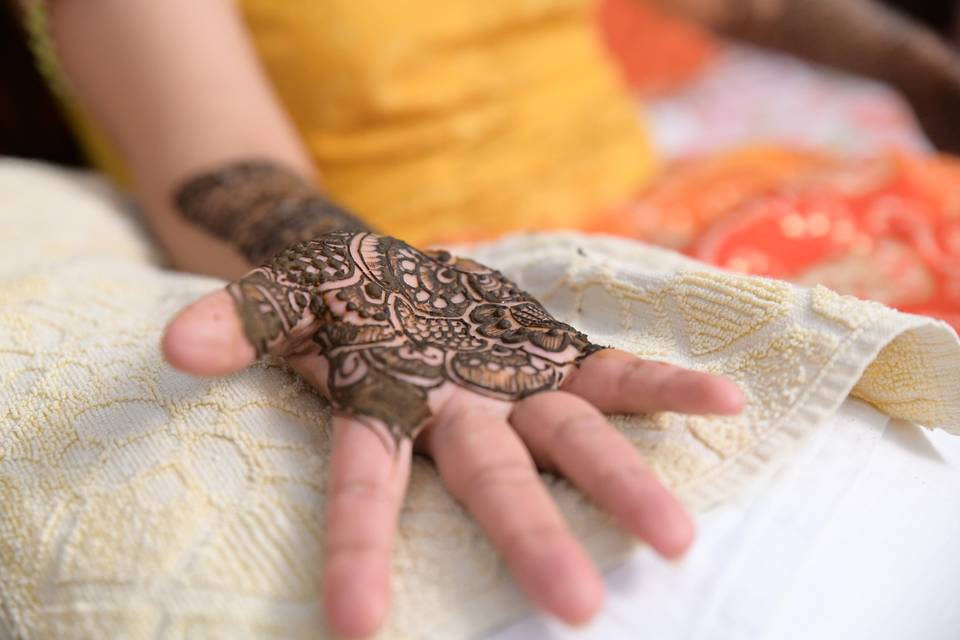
<box><xmin>58</xmin><ymin>0</ymin><xmax>657</xmax><ymax>246</ymax></box>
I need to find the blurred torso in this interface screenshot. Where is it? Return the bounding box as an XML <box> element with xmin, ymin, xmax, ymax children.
<box><xmin>236</xmin><ymin>0</ymin><xmax>655</xmax><ymax>244</ymax></box>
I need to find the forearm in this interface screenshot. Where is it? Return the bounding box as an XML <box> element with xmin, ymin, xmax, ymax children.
<box><xmin>656</xmin><ymin>0</ymin><xmax>956</xmax><ymax>96</ymax></box>
<box><xmin>47</xmin><ymin>0</ymin><xmax>352</xmax><ymax>279</ymax></box>
<box><xmin>174</xmin><ymin>160</ymin><xmax>370</xmax><ymax>266</ymax></box>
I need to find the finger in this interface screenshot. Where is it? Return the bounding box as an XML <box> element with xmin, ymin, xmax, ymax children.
<box><xmin>563</xmin><ymin>349</ymin><xmax>745</xmax><ymax>415</ymax></box>
<box><xmin>424</xmin><ymin>398</ymin><xmax>604</xmax><ymax>625</ymax></box>
<box><xmin>323</xmin><ymin>415</ymin><xmax>411</xmax><ymax>639</ymax></box>
<box><xmin>512</xmin><ymin>391</ymin><xmax>694</xmax><ymax>559</ymax></box>
<box><xmin>162</xmin><ymin>289</ymin><xmax>257</xmax><ymax>376</ymax></box>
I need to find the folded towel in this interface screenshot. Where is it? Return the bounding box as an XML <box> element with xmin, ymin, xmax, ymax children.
<box><xmin>1</xmin><ymin>159</ymin><xmax>957</xmax><ymax>639</ymax></box>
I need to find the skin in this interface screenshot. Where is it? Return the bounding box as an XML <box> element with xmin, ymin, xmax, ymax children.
<box><xmin>165</xmin><ymin>159</ymin><xmax>745</xmax><ymax>635</ymax></box>
<box><xmin>165</xmin><ymin>289</ymin><xmax>744</xmax><ymax>636</ymax></box>
<box><xmin>44</xmin><ymin>0</ymin><xmax>949</xmax><ymax>635</ymax></box>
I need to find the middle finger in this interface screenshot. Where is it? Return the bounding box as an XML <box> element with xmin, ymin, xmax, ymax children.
<box><xmin>423</xmin><ymin>396</ymin><xmax>604</xmax><ymax>625</ymax></box>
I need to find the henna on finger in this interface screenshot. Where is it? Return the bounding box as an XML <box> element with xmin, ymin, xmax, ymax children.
<box><xmin>235</xmin><ymin>233</ymin><xmax>602</xmax><ymax>442</ymax></box>
<box><xmin>172</xmin><ymin>160</ymin><xmax>603</xmax><ymax>443</ymax></box>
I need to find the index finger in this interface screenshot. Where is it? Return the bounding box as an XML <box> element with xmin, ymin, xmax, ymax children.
<box><xmin>323</xmin><ymin>415</ymin><xmax>411</xmax><ymax>639</ymax></box>
<box><xmin>563</xmin><ymin>349</ymin><xmax>745</xmax><ymax>415</ymax></box>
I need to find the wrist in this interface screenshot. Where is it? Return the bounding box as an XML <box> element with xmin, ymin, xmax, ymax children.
<box><xmin>174</xmin><ymin>159</ymin><xmax>372</xmax><ymax>265</ymax></box>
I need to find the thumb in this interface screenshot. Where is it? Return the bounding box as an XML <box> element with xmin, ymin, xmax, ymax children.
<box><xmin>162</xmin><ymin>289</ymin><xmax>258</xmax><ymax>377</ymax></box>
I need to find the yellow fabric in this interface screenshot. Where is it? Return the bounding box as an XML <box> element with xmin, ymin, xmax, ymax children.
<box><xmin>57</xmin><ymin>0</ymin><xmax>657</xmax><ymax>246</ymax></box>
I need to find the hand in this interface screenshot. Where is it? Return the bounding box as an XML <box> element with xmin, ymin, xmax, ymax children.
<box><xmin>162</xmin><ymin>232</ymin><xmax>745</xmax><ymax>638</ymax></box>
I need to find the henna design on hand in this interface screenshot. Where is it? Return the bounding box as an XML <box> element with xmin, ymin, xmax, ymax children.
<box><xmin>172</xmin><ymin>160</ymin><xmax>602</xmax><ymax>441</ymax></box>
<box><xmin>174</xmin><ymin>160</ymin><xmax>370</xmax><ymax>264</ymax></box>
<box><xmin>228</xmin><ymin>232</ymin><xmax>603</xmax><ymax>442</ymax></box>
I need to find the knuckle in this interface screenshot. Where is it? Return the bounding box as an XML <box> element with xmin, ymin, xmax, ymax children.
<box><xmin>591</xmin><ymin>463</ymin><xmax>651</xmax><ymax>496</ymax></box>
<box><xmin>456</xmin><ymin>459</ymin><xmax>538</xmax><ymax>502</ymax></box>
<box><xmin>550</xmin><ymin>410</ymin><xmax>604</xmax><ymax>447</ymax></box>
<box><xmin>325</xmin><ymin>538</ymin><xmax>390</xmax><ymax>558</ymax></box>
<box><xmin>588</xmin><ymin>462</ymin><xmax>661</xmax><ymax>508</ymax></box>
<box><xmin>430</xmin><ymin>407</ymin><xmax>503</xmax><ymax>451</ymax></box>
<box><xmin>499</xmin><ymin>523</ymin><xmax>569</xmax><ymax>560</ymax></box>
<box><xmin>510</xmin><ymin>390</ymin><xmax>563</xmax><ymax>423</ymax></box>
<box><xmin>653</xmin><ymin>367</ymin><xmax>685</xmax><ymax>399</ymax></box>
<box><xmin>617</xmin><ymin>358</ymin><xmax>652</xmax><ymax>395</ymax></box>
<box><xmin>328</xmin><ymin>477</ymin><xmax>395</xmax><ymax>506</ymax></box>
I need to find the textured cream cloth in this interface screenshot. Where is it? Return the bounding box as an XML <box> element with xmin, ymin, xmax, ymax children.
<box><xmin>1</xmin><ymin>159</ymin><xmax>958</xmax><ymax>639</ymax></box>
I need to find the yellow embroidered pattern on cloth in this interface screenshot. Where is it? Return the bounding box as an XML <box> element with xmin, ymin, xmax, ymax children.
<box><xmin>1</xmin><ymin>159</ymin><xmax>958</xmax><ymax>639</ymax></box>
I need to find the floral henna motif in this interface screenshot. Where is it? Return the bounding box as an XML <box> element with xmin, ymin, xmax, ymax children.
<box><xmin>228</xmin><ymin>232</ymin><xmax>603</xmax><ymax>442</ymax></box>
<box><xmin>173</xmin><ymin>160</ymin><xmax>601</xmax><ymax>442</ymax></box>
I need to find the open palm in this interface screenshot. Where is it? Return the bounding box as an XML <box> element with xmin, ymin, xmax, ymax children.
<box><xmin>163</xmin><ymin>232</ymin><xmax>744</xmax><ymax>638</ymax></box>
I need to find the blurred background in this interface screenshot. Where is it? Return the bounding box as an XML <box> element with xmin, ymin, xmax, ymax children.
<box><xmin>2</xmin><ymin>0</ymin><xmax>957</xmax><ymax>168</ymax></box>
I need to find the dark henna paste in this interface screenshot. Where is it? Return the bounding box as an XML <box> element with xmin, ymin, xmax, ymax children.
<box><xmin>173</xmin><ymin>160</ymin><xmax>601</xmax><ymax>442</ymax></box>
<box><xmin>174</xmin><ymin>160</ymin><xmax>369</xmax><ymax>265</ymax></box>
<box><xmin>230</xmin><ymin>232</ymin><xmax>601</xmax><ymax>442</ymax></box>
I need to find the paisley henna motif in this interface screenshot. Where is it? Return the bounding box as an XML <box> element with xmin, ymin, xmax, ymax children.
<box><xmin>231</xmin><ymin>233</ymin><xmax>601</xmax><ymax>441</ymax></box>
<box><xmin>174</xmin><ymin>161</ymin><xmax>601</xmax><ymax>442</ymax></box>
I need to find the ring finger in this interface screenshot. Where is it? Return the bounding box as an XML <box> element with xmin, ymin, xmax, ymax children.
<box><xmin>511</xmin><ymin>391</ymin><xmax>694</xmax><ymax>559</ymax></box>
<box><xmin>323</xmin><ymin>415</ymin><xmax>412</xmax><ymax>638</ymax></box>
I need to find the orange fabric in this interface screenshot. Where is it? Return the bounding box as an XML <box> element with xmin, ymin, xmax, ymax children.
<box><xmin>583</xmin><ymin>147</ymin><xmax>960</xmax><ymax>331</ymax></box>
<box><xmin>581</xmin><ymin>146</ymin><xmax>833</xmax><ymax>247</ymax></box>
<box><xmin>43</xmin><ymin>0</ymin><xmax>959</xmax><ymax>329</ymax></box>
<box><xmin>587</xmin><ymin>2</ymin><xmax>960</xmax><ymax>330</ymax></box>
<box><xmin>597</xmin><ymin>0</ymin><xmax>718</xmax><ymax>96</ymax></box>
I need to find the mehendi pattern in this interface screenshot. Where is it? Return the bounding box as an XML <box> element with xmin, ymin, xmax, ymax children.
<box><xmin>229</xmin><ymin>233</ymin><xmax>600</xmax><ymax>441</ymax></box>
<box><xmin>174</xmin><ymin>161</ymin><xmax>600</xmax><ymax>442</ymax></box>
<box><xmin>174</xmin><ymin>160</ymin><xmax>369</xmax><ymax>265</ymax></box>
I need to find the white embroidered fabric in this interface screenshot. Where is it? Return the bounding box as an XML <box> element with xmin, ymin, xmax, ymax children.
<box><xmin>1</xmin><ymin>160</ymin><xmax>958</xmax><ymax>639</ymax></box>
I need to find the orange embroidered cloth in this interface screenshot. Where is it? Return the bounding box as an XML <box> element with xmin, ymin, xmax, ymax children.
<box><xmin>585</xmin><ymin>148</ymin><xmax>960</xmax><ymax>331</ymax></box>
<box><xmin>590</xmin><ymin>3</ymin><xmax>959</xmax><ymax>331</ymax></box>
